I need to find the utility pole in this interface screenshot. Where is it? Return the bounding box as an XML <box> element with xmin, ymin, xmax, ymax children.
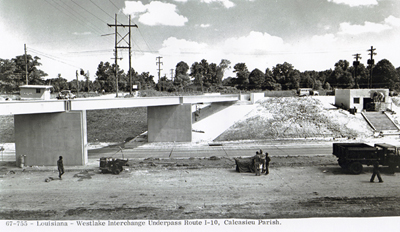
<box><xmin>86</xmin><ymin>70</ymin><xmax>90</xmax><ymax>93</ymax></box>
<box><xmin>353</xmin><ymin>53</ymin><xmax>361</xmax><ymax>88</ymax></box>
<box><xmin>128</xmin><ymin>15</ymin><xmax>132</xmax><ymax>95</ymax></box>
<box><xmin>367</xmin><ymin>46</ymin><xmax>377</xmax><ymax>88</ymax></box>
<box><xmin>156</xmin><ymin>56</ymin><xmax>163</xmax><ymax>91</ymax></box>
<box><xmin>76</xmin><ymin>70</ymin><xmax>79</xmax><ymax>97</ymax></box>
<box><xmin>107</xmin><ymin>14</ymin><xmax>138</xmax><ymax>97</ymax></box>
<box><xmin>170</xmin><ymin>69</ymin><xmax>174</xmax><ymax>81</ymax></box>
<box><xmin>24</xmin><ymin>44</ymin><xmax>28</xmax><ymax>85</ymax></box>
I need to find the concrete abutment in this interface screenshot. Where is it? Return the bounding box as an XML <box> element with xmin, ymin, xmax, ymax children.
<box><xmin>14</xmin><ymin>111</ymin><xmax>88</xmax><ymax>166</ymax></box>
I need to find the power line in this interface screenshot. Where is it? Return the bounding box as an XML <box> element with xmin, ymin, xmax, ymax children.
<box><xmin>46</xmin><ymin>0</ymin><xmax>105</xmax><ymax>36</ymax></box>
<box><xmin>108</xmin><ymin>0</ymin><xmax>121</xmax><ymax>12</ymax></box>
<box><xmin>89</xmin><ymin>0</ymin><xmax>115</xmax><ymax>20</ymax></box>
<box><xmin>70</xmin><ymin>0</ymin><xmax>109</xmax><ymax>25</ymax></box>
<box><xmin>28</xmin><ymin>47</ymin><xmax>81</xmax><ymax>69</ymax></box>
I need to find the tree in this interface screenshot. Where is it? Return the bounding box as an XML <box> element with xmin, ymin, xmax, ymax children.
<box><xmin>45</xmin><ymin>74</ymin><xmax>68</xmax><ymax>92</ymax></box>
<box><xmin>327</xmin><ymin>60</ymin><xmax>353</xmax><ymax>88</ymax></box>
<box><xmin>95</xmin><ymin>61</ymin><xmax>123</xmax><ymax>92</ymax></box>
<box><xmin>248</xmin><ymin>68</ymin><xmax>264</xmax><ymax>89</ymax></box>
<box><xmin>233</xmin><ymin>63</ymin><xmax>250</xmax><ymax>89</ymax></box>
<box><xmin>0</xmin><ymin>58</ymin><xmax>17</xmax><ymax>92</ymax></box>
<box><xmin>157</xmin><ymin>75</ymin><xmax>175</xmax><ymax>92</ymax></box>
<box><xmin>263</xmin><ymin>68</ymin><xmax>280</xmax><ymax>90</ymax></box>
<box><xmin>286</xmin><ymin>69</ymin><xmax>301</xmax><ymax>90</ymax></box>
<box><xmin>372</xmin><ymin>59</ymin><xmax>399</xmax><ymax>90</ymax></box>
<box><xmin>190</xmin><ymin>59</ymin><xmax>210</xmax><ymax>92</ymax></box>
<box><xmin>174</xmin><ymin>61</ymin><xmax>190</xmax><ymax>88</ymax></box>
<box><xmin>216</xmin><ymin>59</ymin><xmax>231</xmax><ymax>85</ymax></box>
<box><xmin>301</xmin><ymin>73</ymin><xmax>314</xmax><ymax>88</ymax></box>
<box><xmin>272</xmin><ymin>62</ymin><xmax>297</xmax><ymax>90</ymax></box>
<box><xmin>12</xmin><ymin>54</ymin><xmax>47</xmax><ymax>85</ymax></box>
<box><xmin>137</xmin><ymin>72</ymin><xmax>156</xmax><ymax>90</ymax></box>
<box><xmin>349</xmin><ymin>63</ymin><xmax>368</xmax><ymax>88</ymax></box>
<box><xmin>323</xmin><ymin>82</ymin><xmax>332</xmax><ymax>90</ymax></box>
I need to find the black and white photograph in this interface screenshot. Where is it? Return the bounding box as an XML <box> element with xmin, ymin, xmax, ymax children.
<box><xmin>1</xmin><ymin>0</ymin><xmax>400</xmax><ymax>231</ymax></box>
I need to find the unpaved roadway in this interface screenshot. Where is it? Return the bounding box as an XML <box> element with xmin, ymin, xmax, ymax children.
<box><xmin>1</xmin><ymin>153</ymin><xmax>400</xmax><ymax>220</ymax></box>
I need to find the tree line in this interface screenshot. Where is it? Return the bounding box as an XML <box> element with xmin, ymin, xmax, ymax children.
<box><xmin>1</xmin><ymin>53</ymin><xmax>400</xmax><ymax>94</ymax></box>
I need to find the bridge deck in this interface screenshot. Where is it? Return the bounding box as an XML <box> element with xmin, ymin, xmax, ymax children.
<box><xmin>0</xmin><ymin>95</ymin><xmax>239</xmax><ymax>115</ymax></box>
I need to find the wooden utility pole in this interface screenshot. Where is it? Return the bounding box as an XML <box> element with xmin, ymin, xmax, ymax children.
<box><xmin>76</xmin><ymin>70</ymin><xmax>79</xmax><ymax>97</ymax></box>
<box><xmin>367</xmin><ymin>46</ymin><xmax>377</xmax><ymax>88</ymax></box>
<box><xmin>156</xmin><ymin>56</ymin><xmax>163</xmax><ymax>91</ymax></box>
<box><xmin>107</xmin><ymin>14</ymin><xmax>138</xmax><ymax>97</ymax></box>
<box><xmin>86</xmin><ymin>70</ymin><xmax>90</xmax><ymax>93</ymax></box>
<box><xmin>128</xmin><ymin>15</ymin><xmax>132</xmax><ymax>95</ymax></box>
<box><xmin>353</xmin><ymin>53</ymin><xmax>361</xmax><ymax>87</ymax></box>
<box><xmin>24</xmin><ymin>44</ymin><xmax>28</xmax><ymax>85</ymax></box>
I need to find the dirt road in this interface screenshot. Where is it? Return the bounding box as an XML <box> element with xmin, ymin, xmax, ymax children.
<box><xmin>1</xmin><ymin>155</ymin><xmax>400</xmax><ymax>220</ymax></box>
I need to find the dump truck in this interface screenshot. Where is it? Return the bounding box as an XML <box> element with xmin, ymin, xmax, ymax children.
<box><xmin>333</xmin><ymin>143</ymin><xmax>400</xmax><ymax>174</ymax></box>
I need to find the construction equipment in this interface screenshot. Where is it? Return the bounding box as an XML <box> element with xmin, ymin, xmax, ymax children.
<box><xmin>99</xmin><ymin>146</ymin><xmax>128</xmax><ymax>174</ymax></box>
<box><xmin>99</xmin><ymin>157</ymin><xmax>128</xmax><ymax>174</ymax></box>
<box><xmin>333</xmin><ymin>143</ymin><xmax>400</xmax><ymax>174</ymax></box>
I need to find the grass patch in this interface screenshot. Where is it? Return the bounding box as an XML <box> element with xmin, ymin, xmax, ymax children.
<box><xmin>86</xmin><ymin>108</ymin><xmax>147</xmax><ymax>143</ymax></box>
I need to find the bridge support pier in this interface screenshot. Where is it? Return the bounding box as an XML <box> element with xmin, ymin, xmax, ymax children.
<box><xmin>14</xmin><ymin>111</ymin><xmax>88</xmax><ymax>166</ymax></box>
<box><xmin>147</xmin><ymin>104</ymin><xmax>192</xmax><ymax>142</ymax></box>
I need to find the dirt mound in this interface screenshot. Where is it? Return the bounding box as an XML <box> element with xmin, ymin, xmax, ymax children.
<box><xmin>216</xmin><ymin>97</ymin><xmax>373</xmax><ymax>141</ymax></box>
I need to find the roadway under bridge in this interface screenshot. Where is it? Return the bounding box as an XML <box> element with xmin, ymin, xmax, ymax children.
<box><xmin>0</xmin><ymin>93</ymin><xmax>264</xmax><ymax>166</ymax></box>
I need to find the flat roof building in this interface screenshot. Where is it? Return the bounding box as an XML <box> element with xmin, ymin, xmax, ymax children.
<box><xmin>335</xmin><ymin>89</ymin><xmax>390</xmax><ymax>112</ymax></box>
<box><xmin>20</xmin><ymin>85</ymin><xmax>53</xmax><ymax>100</ymax></box>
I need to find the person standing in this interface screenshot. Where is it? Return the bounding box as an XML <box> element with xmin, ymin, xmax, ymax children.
<box><xmin>254</xmin><ymin>152</ymin><xmax>262</xmax><ymax>176</ymax></box>
<box><xmin>370</xmin><ymin>160</ymin><xmax>383</xmax><ymax>183</ymax></box>
<box><xmin>265</xmin><ymin>153</ymin><xmax>271</xmax><ymax>175</ymax></box>
<box><xmin>57</xmin><ymin>156</ymin><xmax>65</xmax><ymax>179</ymax></box>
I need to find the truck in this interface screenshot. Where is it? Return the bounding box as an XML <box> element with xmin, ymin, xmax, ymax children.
<box><xmin>332</xmin><ymin>143</ymin><xmax>400</xmax><ymax>174</ymax></box>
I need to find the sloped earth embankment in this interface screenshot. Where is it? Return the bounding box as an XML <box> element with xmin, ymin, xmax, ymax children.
<box><xmin>216</xmin><ymin>97</ymin><xmax>373</xmax><ymax>141</ymax></box>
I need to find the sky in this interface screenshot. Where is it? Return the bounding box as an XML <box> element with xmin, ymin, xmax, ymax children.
<box><xmin>1</xmin><ymin>0</ymin><xmax>400</xmax><ymax>82</ymax></box>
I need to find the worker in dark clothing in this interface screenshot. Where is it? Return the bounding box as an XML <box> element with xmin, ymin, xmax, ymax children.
<box><xmin>370</xmin><ymin>160</ymin><xmax>383</xmax><ymax>183</ymax></box>
<box><xmin>57</xmin><ymin>156</ymin><xmax>65</xmax><ymax>179</ymax></box>
<box><xmin>265</xmin><ymin>153</ymin><xmax>271</xmax><ymax>175</ymax></box>
<box><xmin>254</xmin><ymin>152</ymin><xmax>262</xmax><ymax>176</ymax></box>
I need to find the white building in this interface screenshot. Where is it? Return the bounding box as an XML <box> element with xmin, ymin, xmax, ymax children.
<box><xmin>20</xmin><ymin>85</ymin><xmax>53</xmax><ymax>100</ymax></box>
<box><xmin>335</xmin><ymin>89</ymin><xmax>390</xmax><ymax>112</ymax></box>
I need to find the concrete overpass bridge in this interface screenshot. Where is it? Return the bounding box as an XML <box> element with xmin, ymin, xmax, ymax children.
<box><xmin>0</xmin><ymin>94</ymin><xmax>262</xmax><ymax>166</ymax></box>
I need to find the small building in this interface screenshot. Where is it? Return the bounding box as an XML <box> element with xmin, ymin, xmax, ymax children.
<box><xmin>19</xmin><ymin>85</ymin><xmax>53</xmax><ymax>100</ymax></box>
<box><xmin>335</xmin><ymin>89</ymin><xmax>390</xmax><ymax>112</ymax></box>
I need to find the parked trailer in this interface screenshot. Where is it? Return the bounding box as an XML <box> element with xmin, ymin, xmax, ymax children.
<box><xmin>332</xmin><ymin>143</ymin><xmax>400</xmax><ymax>174</ymax></box>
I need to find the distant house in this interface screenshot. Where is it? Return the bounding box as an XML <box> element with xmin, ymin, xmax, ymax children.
<box><xmin>335</xmin><ymin>89</ymin><xmax>390</xmax><ymax>112</ymax></box>
<box><xmin>20</xmin><ymin>85</ymin><xmax>53</xmax><ymax>100</ymax></box>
